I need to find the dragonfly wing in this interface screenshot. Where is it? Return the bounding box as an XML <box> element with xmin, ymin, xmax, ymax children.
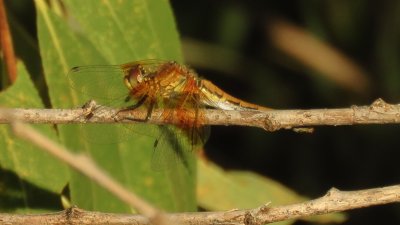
<box><xmin>151</xmin><ymin>97</ymin><xmax>210</xmax><ymax>171</ymax></box>
<box><xmin>66</xmin><ymin>121</ymin><xmax>158</xmax><ymax>145</ymax></box>
<box><xmin>67</xmin><ymin>65</ymin><xmax>133</xmax><ymax>108</ymax></box>
<box><xmin>151</xmin><ymin>124</ymin><xmax>209</xmax><ymax>171</ymax></box>
<box><xmin>151</xmin><ymin>125</ymin><xmax>187</xmax><ymax>171</ymax></box>
<box><xmin>68</xmin><ymin>61</ymin><xmax>208</xmax><ymax>170</ymax></box>
<box><xmin>188</xmin><ymin>124</ymin><xmax>210</xmax><ymax>150</ymax></box>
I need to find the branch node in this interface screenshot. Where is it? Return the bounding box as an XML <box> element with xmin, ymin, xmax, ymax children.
<box><xmin>244</xmin><ymin>211</ymin><xmax>257</xmax><ymax>225</ymax></box>
<box><xmin>80</xmin><ymin>101</ymin><xmax>97</xmax><ymax>122</ymax></box>
<box><xmin>370</xmin><ymin>98</ymin><xmax>392</xmax><ymax>112</ymax></box>
<box><xmin>256</xmin><ymin>202</ymin><xmax>271</xmax><ymax>214</ymax></box>
<box><xmin>64</xmin><ymin>206</ymin><xmax>84</xmax><ymax>222</ymax></box>
<box><xmin>263</xmin><ymin>115</ymin><xmax>280</xmax><ymax>131</ymax></box>
<box><xmin>82</xmin><ymin>99</ymin><xmax>98</xmax><ymax>111</ymax></box>
<box><xmin>325</xmin><ymin>187</ymin><xmax>340</xmax><ymax>197</ymax></box>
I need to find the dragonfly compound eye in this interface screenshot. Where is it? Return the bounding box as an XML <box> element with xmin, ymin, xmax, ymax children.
<box><xmin>124</xmin><ymin>65</ymin><xmax>143</xmax><ymax>89</ymax></box>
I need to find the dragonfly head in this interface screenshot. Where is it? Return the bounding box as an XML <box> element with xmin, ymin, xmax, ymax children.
<box><xmin>124</xmin><ymin>65</ymin><xmax>144</xmax><ymax>90</ymax></box>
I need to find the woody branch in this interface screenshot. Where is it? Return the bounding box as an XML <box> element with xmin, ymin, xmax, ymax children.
<box><xmin>1</xmin><ymin>185</ymin><xmax>400</xmax><ymax>225</ymax></box>
<box><xmin>1</xmin><ymin>98</ymin><xmax>400</xmax><ymax>224</ymax></box>
<box><xmin>0</xmin><ymin>98</ymin><xmax>399</xmax><ymax>131</ymax></box>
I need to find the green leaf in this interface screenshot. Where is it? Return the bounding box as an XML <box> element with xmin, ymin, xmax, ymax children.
<box><xmin>197</xmin><ymin>159</ymin><xmax>346</xmax><ymax>224</ymax></box>
<box><xmin>0</xmin><ymin>63</ymin><xmax>68</xmax><ymax>211</ymax></box>
<box><xmin>35</xmin><ymin>0</ymin><xmax>195</xmax><ymax>212</ymax></box>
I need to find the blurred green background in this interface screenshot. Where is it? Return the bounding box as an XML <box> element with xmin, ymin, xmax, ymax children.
<box><xmin>171</xmin><ymin>1</ymin><xmax>400</xmax><ymax>225</ymax></box>
<box><xmin>2</xmin><ymin>0</ymin><xmax>400</xmax><ymax>224</ymax></box>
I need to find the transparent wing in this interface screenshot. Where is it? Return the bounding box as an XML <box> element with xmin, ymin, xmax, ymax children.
<box><xmin>67</xmin><ymin>63</ymin><xmax>159</xmax><ymax>144</ymax></box>
<box><xmin>67</xmin><ymin>60</ymin><xmax>173</xmax><ymax>106</ymax></box>
<box><xmin>150</xmin><ymin>88</ymin><xmax>210</xmax><ymax>170</ymax></box>
<box><xmin>151</xmin><ymin>126</ymin><xmax>185</xmax><ymax>171</ymax></box>
<box><xmin>67</xmin><ymin>60</ymin><xmax>209</xmax><ymax>171</ymax></box>
<box><xmin>67</xmin><ymin>65</ymin><xmax>132</xmax><ymax>107</ymax></box>
<box><xmin>150</xmin><ymin>124</ymin><xmax>209</xmax><ymax>171</ymax></box>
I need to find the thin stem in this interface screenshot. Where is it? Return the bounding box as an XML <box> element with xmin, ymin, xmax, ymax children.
<box><xmin>7</xmin><ymin>118</ymin><xmax>169</xmax><ymax>225</ymax></box>
<box><xmin>1</xmin><ymin>185</ymin><xmax>399</xmax><ymax>225</ymax></box>
<box><xmin>0</xmin><ymin>0</ymin><xmax>17</xmax><ymax>83</ymax></box>
<box><xmin>1</xmin><ymin>99</ymin><xmax>400</xmax><ymax>224</ymax></box>
<box><xmin>0</xmin><ymin>98</ymin><xmax>399</xmax><ymax>131</ymax></box>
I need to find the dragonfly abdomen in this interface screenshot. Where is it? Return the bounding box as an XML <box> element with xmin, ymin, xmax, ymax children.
<box><xmin>199</xmin><ymin>80</ymin><xmax>270</xmax><ymax>111</ymax></box>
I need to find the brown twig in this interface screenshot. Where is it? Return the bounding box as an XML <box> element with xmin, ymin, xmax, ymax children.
<box><xmin>7</xmin><ymin>119</ymin><xmax>169</xmax><ymax>225</ymax></box>
<box><xmin>0</xmin><ymin>0</ymin><xmax>17</xmax><ymax>83</ymax></box>
<box><xmin>0</xmin><ymin>98</ymin><xmax>399</xmax><ymax>131</ymax></box>
<box><xmin>1</xmin><ymin>184</ymin><xmax>399</xmax><ymax>225</ymax></box>
<box><xmin>1</xmin><ymin>99</ymin><xmax>400</xmax><ymax>224</ymax></box>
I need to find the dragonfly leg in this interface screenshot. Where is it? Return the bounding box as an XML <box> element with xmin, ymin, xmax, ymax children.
<box><xmin>145</xmin><ymin>100</ymin><xmax>155</xmax><ymax>121</ymax></box>
<box><xmin>190</xmin><ymin>102</ymin><xmax>201</xmax><ymax>149</ymax></box>
<box><xmin>119</xmin><ymin>95</ymin><xmax>148</xmax><ymax>112</ymax></box>
<box><xmin>114</xmin><ymin>95</ymin><xmax>148</xmax><ymax>121</ymax></box>
<box><xmin>118</xmin><ymin>97</ymin><xmax>155</xmax><ymax>122</ymax></box>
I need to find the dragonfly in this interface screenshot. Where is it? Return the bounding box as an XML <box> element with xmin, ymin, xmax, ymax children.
<box><xmin>68</xmin><ymin>60</ymin><xmax>269</xmax><ymax>169</ymax></box>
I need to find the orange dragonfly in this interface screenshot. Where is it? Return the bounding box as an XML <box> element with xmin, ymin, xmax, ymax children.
<box><xmin>68</xmin><ymin>60</ymin><xmax>269</xmax><ymax>168</ymax></box>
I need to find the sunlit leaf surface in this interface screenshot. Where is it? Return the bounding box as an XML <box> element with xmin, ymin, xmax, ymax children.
<box><xmin>0</xmin><ymin>63</ymin><xmax>68</xmax><ymax>212</ymax></box>
<box><xmin>36</xmin><ymin>0</ymin><xmax>195</xmax><ymax>212</ymax></box>
<box><xmin>197</xmin><ymin>159</ymin><xmax>346</xmax><ymax>224</ymax></box>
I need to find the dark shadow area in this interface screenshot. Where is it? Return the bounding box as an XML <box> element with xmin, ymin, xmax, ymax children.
<box><xmin>0</xmin><ymin>167</ymin><xmax>63</xmax><ymax>212</ymax></box>
<box><xmin>171</xmin><ymin>0</ymin><xmax>400</xmax><ymax>224</ymax></box>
